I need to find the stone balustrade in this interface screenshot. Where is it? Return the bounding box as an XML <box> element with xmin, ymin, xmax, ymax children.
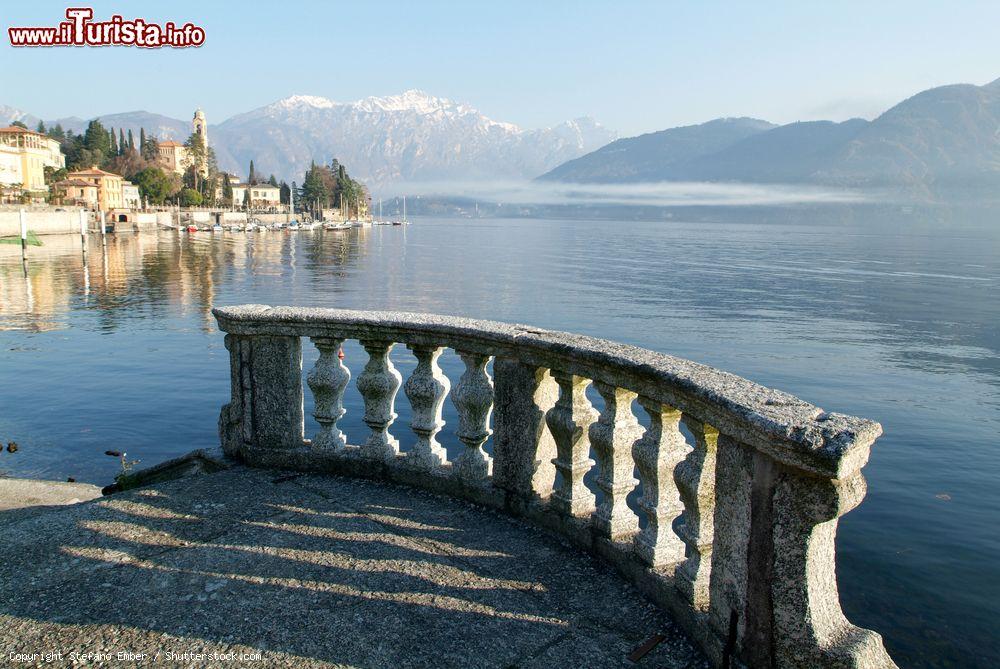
<box><xmin>214</xmin><ymin>304</ymin><xmax>897</xmax><ymax>669</ymax></box>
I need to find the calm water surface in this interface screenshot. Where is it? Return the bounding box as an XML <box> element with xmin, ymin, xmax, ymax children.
<box><xmin>1</xmin><ymin>214</ymin><xmax>998</xmax><ymax>668</ymax></box>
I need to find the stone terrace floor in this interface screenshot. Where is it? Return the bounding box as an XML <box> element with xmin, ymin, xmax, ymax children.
<box><xmin>0</xmin><ymin>467</ymin><xmax>707</xmax><ymax>668</ymax></box>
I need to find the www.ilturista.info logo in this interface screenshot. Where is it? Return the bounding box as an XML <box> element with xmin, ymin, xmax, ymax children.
<box><xmin>8</xmin><ymin>8</ymin><xmax>205</xmax><ymax>48</ymax></box>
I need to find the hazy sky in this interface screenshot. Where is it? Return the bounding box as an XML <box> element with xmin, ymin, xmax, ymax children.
<box><xmin>3</xmin><ymin>1</ymin><xmax>999</xmax><ymax>136</ymax></box>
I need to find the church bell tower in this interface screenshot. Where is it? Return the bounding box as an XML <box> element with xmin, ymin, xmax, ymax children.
<box><xmin>192</xmin><ymin>108</ymin><xmax>208</xmax><ymax>177</ymax></box>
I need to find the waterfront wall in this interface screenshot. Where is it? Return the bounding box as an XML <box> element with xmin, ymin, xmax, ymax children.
<box><xmin>0</xmin><ymin>209</ymin><xmax>172</xmax><ymax>236</ymax></box>
<box><xmin>0</xmin><ymin>210</ymin><xmax>94</xmax><ymax>236</ymax></box>
<box><xmin>0</xmin><ymin>208</ymin><xmax>258</xmax><ymax>236</ymax></box>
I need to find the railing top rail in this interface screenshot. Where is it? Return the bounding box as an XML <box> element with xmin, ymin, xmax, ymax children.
<box><xmin>214</xmin><ymin>304</ymin><xmax>881</xmax><ymax>478</ymax></box>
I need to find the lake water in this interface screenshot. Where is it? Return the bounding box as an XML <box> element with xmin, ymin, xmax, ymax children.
<box><xmin>1</xmin><ymin>212</ymin><xmax>998</xmax><ymax>668</ymax></box>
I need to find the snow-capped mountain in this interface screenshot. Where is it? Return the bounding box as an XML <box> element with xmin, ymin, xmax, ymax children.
<box><xmin>3</xmin><ymin>91</ymin><xmax>615</xmax><ymax>187</ymax></box>
<box><xmin>210</xmin><ymin>91</ymin><xmax>616</xmax><ymax>186</ymax></box>
<box><xmin>0</xmin><ymin>105</ymin><xmax>40</xmax><ymax>128</ymax></box>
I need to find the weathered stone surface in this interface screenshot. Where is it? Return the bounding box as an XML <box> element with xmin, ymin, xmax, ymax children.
<box><xmin>0</xmin><ymin>467</ymin><xmax>708</xmax><ymax>669</ymax></box>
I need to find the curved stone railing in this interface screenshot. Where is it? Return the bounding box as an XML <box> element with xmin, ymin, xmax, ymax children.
<box><xmin>214</xmin><ymin>304</ymin><xmax>897</xmax><ymax>669</ymax></box>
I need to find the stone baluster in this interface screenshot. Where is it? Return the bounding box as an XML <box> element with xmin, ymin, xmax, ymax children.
<box><xmin>675</xmin><ymin>416</ymin><xmax>718</xmax><ymax>610</ymax></box>
<box><xmin>356</xmin><ymin>340</ymin><xmax>402</xmax><ymax>462</ymax></box>
<box><xmin>403</xmin><ymin>344</ymin><xmax>450</xmax><ymax>470</ymax></box>
<box><xmin>589</xmin><ymin>382</ymin><xmax>641</xmax><ymax>540</ymax></box>
<box><xmin>451</xmin><ymin>352</ymin><xmax>494</xmax><ymax>481</ymax></box>
<box><xmin>305</xmin><ymin>337</ymin><xmax>350</xmax><ymax>451</ymax></box>
<box><xmin>632</xmin><ymin>397</ymin><xmax>689</xmax><ymax>568</ymax></box>
<box><xmin>546</xmin><ymin>373</ymin><xmax>597</xmax><ymax>518</ymax></box>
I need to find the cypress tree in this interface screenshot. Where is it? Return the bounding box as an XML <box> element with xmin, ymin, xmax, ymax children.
<box><xmin>139</xmin><ymin>127</ymin><xmax>146</xmax><ymax>150</ymax></box>
<box><xmin>127</xmin><ymin>129</ymin><xmax>134</xmax><ymax>153</ymax></box>
<box><xmin>119</xmin><ymin>128</ymin><xmax>126</xmax><ymax>156</ymax></box>
<box><xmin>248</xmin><ymin>160</ymin><xmax>256</xmax><ymax>185</ymax></box>
<box><xmin>36</xmin><ymin>120</ymin><xmax>46</xmax><ymax>134</ymax></box>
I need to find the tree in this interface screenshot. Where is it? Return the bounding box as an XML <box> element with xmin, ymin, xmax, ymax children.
<box><xmin>141</xmin><ymin>135</ymin><xmax>159</xmax><ymax>162</ymax></box>
<box><xmin>182</xmin><ymin>131</ymin><xmax>218</xmax><ymax>198</ymax></box>
<box><xmin>119</xmin><ymin>129</ymin><xmax>126</xmax><ymax>156</ymax></box>
<box><xmin>139</xmin><ymin>127</ymin><xmax>146</xmax><ymax>152</ymax></box>
<box><xmin>47</xmin><ymin>123</ymin><xmax>65</xmax><ymax>141</ymax></box>
<box><xmin>105</xmin><ymin>150</ymin><xmax>150</xmax><ymax>181</ymax></box>
<box><xmin>109</xmin><ymin>127</ymin><xmax>118</xmax><ymax>156</ymax></box>
<box><xmin>222</xmin><ymin>176</ymin><xmax>233</xmax><ymax>205</ymax></box>
<box><xmin>44</xmin><ymin>165</ymin><xmax>67</xmax><ymax>185</ymax></box>
<box><xmin>11</xmin><ymin>120</ymin><xmax>27</xmax><ymax>129</ymax></box>
<box><xmin>133</xmin><ymin>167</ymin><xmax>179</xmax><ymax>204</ymax></box>
<box><xmin>300</xmin><ymin>162</ymin><xmax>329</xmax><ymax>207</ymax></box>
<box><xmin>248</xmin><ymin>160</ymin><xmax>256</xmax><ymax>185</ymax></box>
<box><xmin>279</xmin><ymin>181</ymin><xmax>291</xmax><ymax>205</ymax></box>
<box><xmin>127</xmin><ymin>129</ymin><xmax>135</xmax><ymax>153</ymax></box>
<box><xmin>179</xmin><ymin>187</ymin><xmax>202</xmax><ymax>207</ymax></box>
<box><xmin>35</xmin><ymin>120</ymin><xmax>46</xmax><ymax>134</ymax></box>
<box><xmin>268</xmin><ymin>174</ymin><xmax>278</xmax><ymax>187</ymax></box>
<box><xmin>83</xmin><ymin>120</ymin><xmax>111</xmax><ymax>162</ymax></box>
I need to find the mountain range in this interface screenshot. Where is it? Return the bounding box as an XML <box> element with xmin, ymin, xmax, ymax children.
<box><xmin>540</xmin><ymin>77</ymin><xmax>1000</xmax><ymax>196</ymax></box>
<box><xmin>0</xmin><ymin>91</ymin><xmax>615</xmax><ymax>188</ymax></box>
<box><xmin>5</xmin><ymin>77</ymin><xmax>1000</xmax><ymax>196</ymax></box>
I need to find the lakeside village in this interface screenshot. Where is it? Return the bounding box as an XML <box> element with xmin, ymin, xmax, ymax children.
<box><xmin>0</xmin><ymin>108</ymin><xmax>408</xmax><ymax>238</ymax></box>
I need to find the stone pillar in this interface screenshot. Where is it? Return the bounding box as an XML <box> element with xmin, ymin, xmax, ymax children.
<box><xmin>707</xmin><ymin>434</ymin><xmax>753</xmax><ymax>653</ymax></box>
<box><xmin>768</xmin><ymin>468</ymin><xmax>896</xmax><ymax>668</ymax></box>
<box><xmin>589</xmin><ymin>382</ymin><xmax>641</xmax><ymax>540</ymax></box>
<box><xmin>546</xmin><ymin>372</ymin><xmax>597</xmax><ymax>518</ymax></box>
<box><xmin>491</xmin><ymin>358</ymin><xmax>559</xmax><ymax>500</ymax></box>
<box><xmin>219</xmin><ymin>334</ymin><xmax>245</xmax><ymax>457</ymax></box>
<box><xmin>219</xmin><ymin>334</ymin><xmax>304</xmax><ymax>452</ymax></box>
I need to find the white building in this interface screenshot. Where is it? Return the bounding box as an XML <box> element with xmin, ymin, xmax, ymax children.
<box><xmin>122</xmin><ymin>181</ymin><xmax>141</xmax><ymax>209</ymax></box>
<box><xmin>248</xmin><ymin>184</ymin><xmax>281</xmax><ymax>207</ymax></box>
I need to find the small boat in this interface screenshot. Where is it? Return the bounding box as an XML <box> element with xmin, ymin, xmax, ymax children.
<box><xmin>211</xmin><ymin>224</ymin><xmax>223</xmax><ymax>232</ymax></box>
<box><xmin>323</xmin><ymin>221</ymin><xmax>351</xmax><ymax>231</ymax></box>
<box><xmin>300</xmin><ymin>221</ymin><xmax>318</xmax><ymax>230</ymax></box>
<box><xmin>288</xmin><ymin>221</ymin><xmax>300</xmax><ymax>231</ymax></box>
<box><xmin>186</xmin><ymin>225</ymin><xmax>198</xmax><ymax>232</ymax></box>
